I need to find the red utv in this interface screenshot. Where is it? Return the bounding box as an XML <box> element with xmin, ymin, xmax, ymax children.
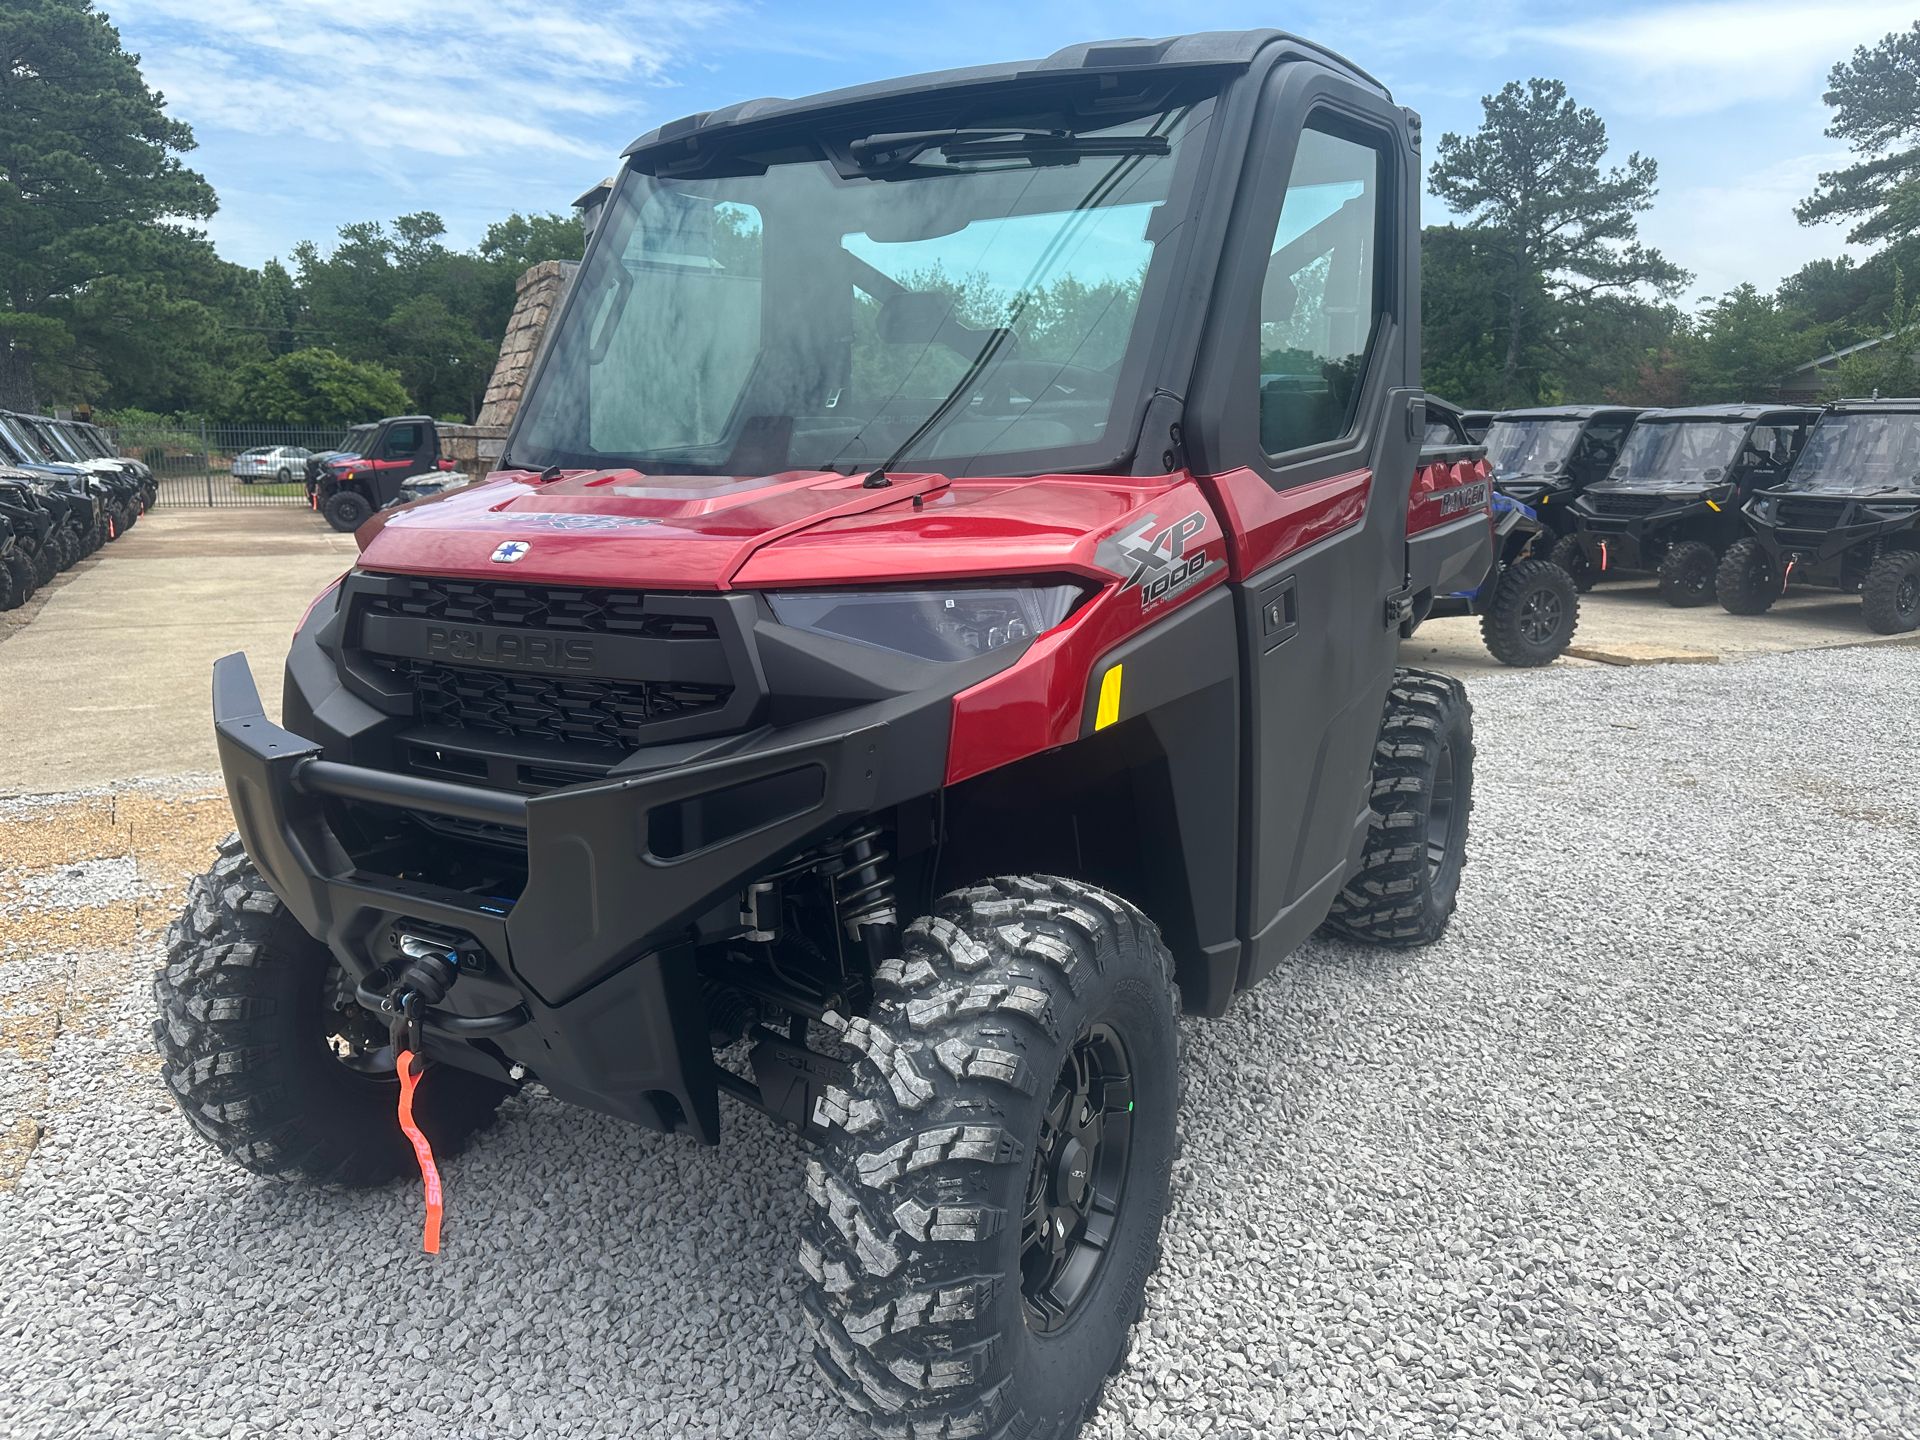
<box><xmin>159</xmin><ymin>31</ymin><xmax>1492</xmax><ymax>1438</ymax></box>
<box><xmin>308</xmin><ymin>415</ymin><xmax>456</xmax><ymax>532</ymax></box>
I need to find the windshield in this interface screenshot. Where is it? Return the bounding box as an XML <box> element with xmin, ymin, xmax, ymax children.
<box><xmin>0</xmin><ymin>415</ymin><xmax>52</xmax><ymax>463</ymax></box>
<box><xmin>1484</xmin><ymin>418</ymin><xmax>1584</xmax><ymax>477</ymax></box>
<box><xmin>1606</xmin><ymin>421</ymin><xmax>1749</xmax><ymax>487</ymax></box>
<box><xmin>339</xmin><ymin>426</ymin><xmax>376</xmax><ymax>457</ymax></box>
<box><xmin>31</xmin><ymin>421</ymin><xmax>85</xmax><ymax>462</ymax></box>
<box><xmin>1786</xmin><ymin>413</ymin><xmax>1920</xmax><ymax>493</ymax></box>
<box><xmin>511</xmin><ymin>87</ymin><xmax>1216</xmax><ymax>477</ymax></box>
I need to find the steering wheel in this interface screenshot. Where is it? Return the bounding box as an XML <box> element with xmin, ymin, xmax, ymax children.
<box><xmin>978</xmin><ymin>360</ymin><xmax>1114</xmax><ymax>415</ymax></box>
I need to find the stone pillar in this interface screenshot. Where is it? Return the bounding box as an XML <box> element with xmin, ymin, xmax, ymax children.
<box><xmin>475</xmin><ymin>259</ymin><xmax>579</xmax><ymax>464</ymax></box>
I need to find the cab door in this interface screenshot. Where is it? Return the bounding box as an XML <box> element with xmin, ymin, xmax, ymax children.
<box><xmin>1184</xmin><ymin>63</ymin><xmax>1422</xmax><ymax>987</ymax></box>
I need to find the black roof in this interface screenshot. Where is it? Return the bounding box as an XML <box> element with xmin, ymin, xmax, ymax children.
<box><xmin>625</xmin><ymin>31</ymin><xmax>1386</xmax><ymax>160</ymax></box>
<box><xmin>1824</xmin><ymin>397</ymin><xmax>1920</xmax><ymax>414</ymax></box>
<box><xmin>1491</xmin><ymin>405</ymin><xmax>1645</xmax><ymax>422</ymax></box>
<box><xmin>1635</xmin><ymin>403</ymin><xmax>1822</xmax><ymax>423</ymax></box>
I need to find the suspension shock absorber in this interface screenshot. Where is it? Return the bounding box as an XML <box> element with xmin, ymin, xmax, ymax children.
<box><xmin>827</xmin><ymin>822</ymin><xmax>899</xmax><ymax>971</ymax></box>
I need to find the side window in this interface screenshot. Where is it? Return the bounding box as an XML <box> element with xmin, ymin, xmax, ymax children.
<box><xmin>1258</xmin><ymin>121</ymin><xmax>1387</xmax><ymax>458</ymax></box>
<box><xmin>383</xmin><ymin>423</ymin><xmax>422</xmax><ymax>457</ymax></box>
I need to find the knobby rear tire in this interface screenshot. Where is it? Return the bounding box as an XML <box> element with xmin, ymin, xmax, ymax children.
<box><xmin>1324</xmin><ymin>667</ymin><xmax>1475</xmax><ymax>948</ymax></box>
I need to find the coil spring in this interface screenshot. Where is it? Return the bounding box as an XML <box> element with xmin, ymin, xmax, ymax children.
<box><xmin>828</xmin><ymin>823</ymin><xmax>895</xmax><ymax>935</ymax></box>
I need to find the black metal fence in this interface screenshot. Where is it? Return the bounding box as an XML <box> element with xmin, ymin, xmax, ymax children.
<box><xmin>111</xmin><ymin>423</ymin><xmax>350</xmax><ymax>508</ymax></box>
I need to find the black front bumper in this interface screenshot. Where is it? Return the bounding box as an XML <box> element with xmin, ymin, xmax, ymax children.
<box><xmin>212</xmin><ymin>648</ymin><xmax>949</xmax><ymax>1142</ymax></box>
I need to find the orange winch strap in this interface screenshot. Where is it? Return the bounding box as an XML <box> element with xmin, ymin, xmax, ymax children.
<box><xmin>394</xmin><ymin>1050</ymin><xmax>444</xmax><ymax>1254</ymax></box>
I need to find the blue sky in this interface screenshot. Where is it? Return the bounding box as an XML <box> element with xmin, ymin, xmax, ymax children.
<box><xmin>108</xmin><ymin>0</ymin><xmax>1912</xmax><ymax>306</ymax></box>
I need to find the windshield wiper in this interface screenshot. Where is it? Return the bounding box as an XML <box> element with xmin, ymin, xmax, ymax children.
<box><xmin>860</xmin><ymin>325</ymin><xmax>1020</xmax><ymax>489</ymax></box>
<box><xmin>847</xmin><ymin>127</ymin><xmax>1169</xmax><ymax>172</ymax></box>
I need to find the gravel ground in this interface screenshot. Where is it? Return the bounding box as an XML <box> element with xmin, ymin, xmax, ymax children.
<box><xmin>2</xmin><ymin>646</ymin><xmax>1917</xmax><ymax>1439</ymax></box>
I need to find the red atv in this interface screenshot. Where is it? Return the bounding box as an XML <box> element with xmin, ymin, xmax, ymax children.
<box><xmin>308</xmin><ymin>414</ymin><xmax>456</xmax><ymax>532</ymax></box>
<box><xmin>160</xmin><ymin>31</ymin><xmax>1489</xmax><ymax>1438</ymax></box>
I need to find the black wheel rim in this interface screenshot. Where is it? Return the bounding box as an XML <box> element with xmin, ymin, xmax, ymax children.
<box><xmin>1900</xmin><ymin>574</ymin><xmax>1919</xmax><ymax>617</ymax></box>
<box><xmin>1518</xmin><ymin>586</ymin><xmax>1563</xmax><ymax>645</ymax></box>
<box><xmin>1427</xmin><ymin>735</ymin><xmax>1460</xmax><ymax>877</ymax></box>
<box><xmin>322</xmin><ymin>961</ymin><xmax>393</xmax><ymax>1077</ymax></box>
<box><xmin>1682</xmin><ymin>553</ymin><xmax>1712</xmax><ymax>595</ymax></box>
<box><xmin>1021</xmin><ymin>1024</ymin><xmax>1135</xmax><ymax>1333</ymax></box>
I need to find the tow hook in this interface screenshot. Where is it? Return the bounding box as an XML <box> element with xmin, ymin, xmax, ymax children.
<box><xmin>351</xmin><ymin>932</ymin><xmax>535</xmax><ymax>1051</ymax></box>
<box><xmin>382</xmin><ymin>934</ymin><xmax>461</xmax><ymax>1057</ymax></box>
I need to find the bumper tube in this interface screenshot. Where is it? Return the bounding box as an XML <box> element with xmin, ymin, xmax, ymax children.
<box><xmin>210</xmin><ymin>650</ymin><xmax>914</xmax><ymax>1143</ymax></box>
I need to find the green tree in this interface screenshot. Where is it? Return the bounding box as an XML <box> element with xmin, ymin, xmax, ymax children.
<box><xmin>1798</xmin><ymin>23</ymin><xmax>1920</xmax><ymax>248</ymax></box>
<box><xmin>1678</xmin><ymin>284</ymin><xmax>1824</xmax><ymax>403</ymax></box>
<box><xmin>228</xmin><ymin>347</ymin><xmax>411</xmax><ymax>426</ymax></box>
<box><xmin>479</xmin><ymin>212</ymin><xmax>585</xmax><ymax>272</ymax></box>
<box><xmin>1430</xmin><ymin>78</ymin><xmax>1689</xmax><ymax>405</ymax></box>
<box><xmin>1830</xmin><ymin>270</ymin><xmax>1920</xmax><ymax>398</ymax></box>
<box><xmin>1421</xmin><ymin>225</ymin><xmax>1523</xmax><ymax>404</ymax></box>
<box><xmin>287</xmin><ymin>209</ymin><xmax>585</xmax><ymax>420</ymax></box>
<box><xmin>0</xmin><ymin>0</ymin><xmax>221</xmax><ymax>408</ymax></box>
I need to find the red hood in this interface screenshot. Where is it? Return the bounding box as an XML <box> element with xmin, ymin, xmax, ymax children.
<box><xmin>355</xmin><ymin>467</ymin><xmax>1188</xmax><ymax>590</ymax></box>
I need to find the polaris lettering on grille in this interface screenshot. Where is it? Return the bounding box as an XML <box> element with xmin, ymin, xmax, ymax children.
<box><xmin>1437</xmin><ymin>481</ymin><xmax>1489</xmax><ymax>516</ymax></box>
<box><xmin>424</xmin><ymin>625</ymin><xmax>595</xmax><ymax>672</ymax></box>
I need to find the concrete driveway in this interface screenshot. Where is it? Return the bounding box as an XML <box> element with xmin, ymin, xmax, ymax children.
<box><xmin>1405</xmin><ymin>575</ymin><xmax>1919</xmax><ymax>675</ymax></box>
<box><xmin>2</xmin><ymin>509</ymin><xmax>1916</xmax><ymax>791</ymax></box>
<box><xmin>0</xmin><ymin>508</ymin><xmax>356</xmax><ymax>795</ymax></box>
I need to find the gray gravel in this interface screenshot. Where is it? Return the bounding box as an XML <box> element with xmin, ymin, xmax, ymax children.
<box><xmin>4</xmin><ymin>644</ymin><xmax>1919</xmax><ymax>1439</ymax></box>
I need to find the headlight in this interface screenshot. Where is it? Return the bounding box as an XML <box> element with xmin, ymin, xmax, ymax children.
<box><xmin>767</xmin><ymin>584</ymin><xmax>1082</xmax><ymax>662</ymax></box>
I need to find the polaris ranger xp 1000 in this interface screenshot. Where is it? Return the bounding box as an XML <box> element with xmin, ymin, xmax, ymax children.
<box><xmin>308</xmin><ymin>415</ymin><xmax>456</xmax><ymax>532</ymax></box>
<box><xmin>1720</xmin><ymin>399</ymin><xmax>1920</xmax><ymax>632</ymax></box>
<box><xmin>158</xmin><ymin>33</ymin><xmax>1490</xmax><ymax>1439</ymax></box>
<box><xmin>1481</xmin><ymin>404</ymin><xmax>1644</xmax><ymax>588</ymax></box>
<box><xmin>1567</xmin><ymin>404</ymin><xmax>1818</xmax><ymax>606</ymax></box>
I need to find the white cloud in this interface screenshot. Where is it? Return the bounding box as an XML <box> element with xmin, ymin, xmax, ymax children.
<box><xmin>1641</xmin><ymin>148</ymin><xmax>1866</xmax><ymax>300</ymax></box>
<box><xmin>119</xmin><ymin>0</ymin><xmax>736</xmax><ymax>160</ymax></box>
<box><xmin>1519</xmin><ymin>1</ymin><xmax>1915</xmax><ymax>117</ymax></box>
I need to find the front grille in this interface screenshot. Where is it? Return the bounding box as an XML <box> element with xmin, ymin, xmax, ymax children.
<box><xmin>1588</xmin><ymin>491</ymin><xmax>1665</xmax><ymax>516</ymax></box>
<box><xmin>1774</xmin><ymin>496</ymin><xmax>1849</xmax><ymax>530</ymax></box>
<box><xmin>399</xmin><ymin>659</ymin><xmax>731</xmax><ymax>750</ymax></box>
<box><xmin>362</xmin><ymin>577</ymin><xmax>717</xmax><ymax>638</ymax></box>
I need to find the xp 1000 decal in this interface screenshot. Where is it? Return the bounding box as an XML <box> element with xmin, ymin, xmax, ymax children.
<box><xmin>1103</xmin><ymin>511</ymin><xmax>1215</xmax><ymax>610</ymax></box>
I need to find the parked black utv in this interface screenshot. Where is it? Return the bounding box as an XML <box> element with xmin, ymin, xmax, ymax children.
<box><xmin>0</xmin><ymin>471</ymin><xmax>58</xmax><ymax>595</ymax></box>
<box><xmin>1720</xmin><ymin>399</ymin><xmax>1920</xmax><ymax>633</ymax></box>
<box><xmin>1566</xmin><ymin>404</ymin><xmax>1819</xmax><ymax>605</ymax></box>
<box><xmin>0</xmin><ymin>508</ymin><xmax>20</xmax><ymax>611</ymax></box>
<box><xmin>1481</xmin><ymin>405</ymin><xmax>1644</xmax><ymax>586</ymax></box>
<box><xmin>0</xmin><ymin>425</ymin><xmax>105</xmax><ymax>562</ymax></box>
<box><xmin>66</xmin><ymin>419</ymin><xmax>158</xmax><ymax>509</ymax></box>
<box><xmin>17</xmin><ymin>413</ymin><xmax>148</xmax><ymax>531</ymax></box>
